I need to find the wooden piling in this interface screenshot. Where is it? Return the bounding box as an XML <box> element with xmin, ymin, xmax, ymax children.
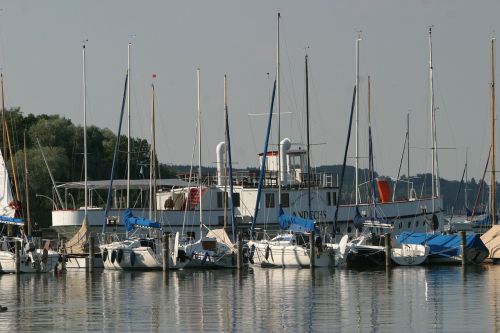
<box><xmin>461</xmin><ymin>231</ymin><xmax>467</xmax><ymax>266</ymax></box>
<box><xmin>15</xmin><ymin>241</ymin><xmax>20</xmax><ymax>274</ymax></box>
<box><xmin>88</xmin><ymin>235</ymin><xmax>94</xmax><ymax>273</ymax></box>
<box><xmin>310</xmin><ymin>230</ymin><xmax>316</xmax><ymax>269</ymax></box>
<box><xmin>237</xmin><ymin>231</ymin><xmax>243</xmax><ymax>270</ymax></box>
<box><xmin>163</xmin><ymin>234</ymin><xmax>169</xmax><ymax>271</ymax></box>
<box><xmin>385</xmin><ymin>233</ymin><xmax>392</xmax><ymax>267</ymax></box>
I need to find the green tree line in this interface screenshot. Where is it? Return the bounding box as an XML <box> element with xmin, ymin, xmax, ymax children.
<box><xmin>1</xmin><ymin>108</ymin><xmax>175</xmax><ymax>229</ymax></box>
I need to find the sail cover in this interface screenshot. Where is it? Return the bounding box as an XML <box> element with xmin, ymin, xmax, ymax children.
<box><xmin>278</xmin><ymin>208</ymin><xmax>319</xmax><ymax>233</ymax></box>
<box><xmin>123</xmin><ymin>209</ymin><xmax>161</xmax><ymax>232</ymax></box>
<box><xmin>0</xmin><ymin>149</ymin><xmax>19</xmax><ymax>224</ymax></box>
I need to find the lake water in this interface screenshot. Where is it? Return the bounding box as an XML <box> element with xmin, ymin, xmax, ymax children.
<box><xmin>0</xmin><ymin>265</ymin><xmax>499</xmax><ymax>332</ymax></box>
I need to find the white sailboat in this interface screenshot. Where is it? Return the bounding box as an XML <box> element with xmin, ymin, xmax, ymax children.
<box><xmin>181</xmin><ymin>69</ymin><xmax>243</xmax><ymax>269</ymax></box>
<box><xmin>100</xmin><ymin>79</ymin><xmax>187</xmax><ymax>270</ymax></box>
<box><xmin>248</xmin><ymin>18</ymin><xmax>337</xmax><ymax>268</ymax></box>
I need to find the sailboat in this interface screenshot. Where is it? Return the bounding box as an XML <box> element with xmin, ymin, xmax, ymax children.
<box><xmin>100</xmin><ymin>78</ymin><xmax>187</xmax><ymax>270</ymax></box>
<box><xmin>181</xmin><ymin>70</ymin><xmax>244</xmax><ymax>269</ymax></box>
<box><xmin>397</xmin><ymin>28</ymin><xmax>489</xmax><ymax>265</ymax></box>
<box><xmin>247</xmin><ymin>34</ymin><xmax>337</xmax><ymax>268</ymax></box>
<box><xmin>0</xmin><ymin>75</ymin><xmax>58</xmax><ymax>273</ymax></box>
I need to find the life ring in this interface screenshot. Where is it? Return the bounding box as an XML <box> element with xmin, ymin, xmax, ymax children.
<box><xmin>111</xmin><ymin>250</ymin><xmax>117</xmax><ymax>264</ymax></box>
<box><xmin>117</xmin><ymin>249</ymin><xmax>124</xmax><ymax>264</ymax></box>
<box><xmin>130</xmin><ymin>251</ymin><xmax>136</xmax><ymax>266</ymax></box>
<box><xmin>102</xmin><ymin>248</ymin><xmax>108</xmax><ymax>262</ymax></box>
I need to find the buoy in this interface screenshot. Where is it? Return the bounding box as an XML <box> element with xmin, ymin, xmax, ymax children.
<box><xmin>265</xmin><ymin>245</ymin><xmax>271</xmax><ymax>260</ymax></box>
<box><xmin>117</xmin><ymin>249</ymin><xmax>124</xmax><ymax>264</ymax></box>
<box><xmin>111</xmin><ymin>250</ymin><xmax>117</xmax><ymax>264</ymax></box>
<box><xmin>248</xmin><ymin>244</ymin><xmax>255</xmax><ymax>264</ymax></box>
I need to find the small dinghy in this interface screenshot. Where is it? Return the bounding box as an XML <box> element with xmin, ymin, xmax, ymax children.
<box><xmin>391</xmin><ymin>243</ymin><xmax>430</xmax><ymax>266</ymax></box>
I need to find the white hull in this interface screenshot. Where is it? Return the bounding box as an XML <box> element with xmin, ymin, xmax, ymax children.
<box><xmin>391</xmin><ymin>244</ymin><xmax>430</xmax><ymax>266</ymax></box>
<box><xmin>0</xmin><ymin>250</ymin><xmax>58</xmax><ymax>274</ymax></box>
<box><xmin>64</xmin><ymin>255</ymin><xmax>104</xmax><ymax>269</ymax></box>
<box><xmin>248</xmin><ymin>240</ymin><xmax>336</xmax><ymax>268</ymax></box>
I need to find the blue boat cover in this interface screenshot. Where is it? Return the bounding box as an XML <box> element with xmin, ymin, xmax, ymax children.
<box><xmin>123</xmin><ymin>209</ymin><xmax>161</xmax><ymax>232</ymax></box>
<box><xmin>0</xmin><ymin>215</ymin><xmax>24</xmax><ymax>225</ymax></box>
<box><xmin>398</xmin><ymin>232</ymin><xmax>488</xmax><ymax>259</ymax></box>
<box><xmin>278</xmin><ymin>208</ymin><xmax>319</xmax><ymax>233</ymax></box>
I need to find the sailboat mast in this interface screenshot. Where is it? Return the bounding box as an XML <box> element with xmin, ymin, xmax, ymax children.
<box><xmin>407</xmin><ymin>112</ymin><xmax>410</xmax><ymax>199</ymax></box>
<box><xmin>355</xmin><ymin>32</ymin><xmax>361</xmax><ymax>206</ymax></box>
<box><xmin>127</xmin><ymin>42</ymin><xmax>131</xmax><ymax>209</ymax></box>
<box><xmin>223</xmin><ymin>75</ymin><xmax>228</xmax><ymax>230</ymax></box>
<box><xmin>23</xmin><ymin>132</ymin><xmax>31</xmax><ymax>237</ymax></box>
<box><xmin>465</xmin><ymin>147</ymin><xmax>469</xmax><ymax>208</ymax></box>
<box><xmin>151</xmin><ymin>82</ymin><xmax>157</xmax><ymax>221</ymax></box>
<box><xmin>491</xmin><ymin>37</ymin><xmax>496</xmax><ymax>225</ymax></box>
<box><xmin>277</xmin><ymin>12</ymin><xmax>282</xmax><ymax>207</ymax></box>
<box><xmin>428</xmin><ymin>27</ymin><xmax>436</xmax><ymax>213</ymax></box>
<box><xmin>82</xmin><ymin>42</ymin><xmax>88</xmax><ymax>221</ymax></box>
<box><xmin>197</xmin><ymin>68</ymin><xmax>203</xmax><ymax>236</ymax></box>
<box><xmin>305</xmin><ymin>53</ymin><xmax>311</xmax><ymax>218</ymax></box>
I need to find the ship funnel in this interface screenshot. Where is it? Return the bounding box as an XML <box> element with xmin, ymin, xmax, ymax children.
<box><xmin>216</xmin><ymin>141</ymin><xmax>225</xmax><ymax>186</ymax></box>
<box><xmin>280</xmin><ymin>138</ymin><xmax>291</xmax><ymax>186</ymax></box>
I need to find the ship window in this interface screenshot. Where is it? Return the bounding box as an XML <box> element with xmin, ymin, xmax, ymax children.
<box><xmin>347</xmin><ymin>226</ymin><xmax>352</xmax><ymax>233</ymax></box>
<box><xmin>265</xmin><ymin>193</ymin><xmax>275</xmax><ymax>208</ymax></box>
<box><xmin>408</xmin><ymin>222</ymin><xmax>412</xmax><ymax>229</ymax></box>
<box><xmin>217</xmin><ymin>192</ymin><xmax>224</xmax><ymax>208</ymax></box>
<box><xmin>281</xmin><ymin>193</ymin><xmax>289</xmax><ymax>208</ymax></box>
<box><xmin>187</xmin><ymin>231</ymin><xmax>195</xmax><ymax>241</ymax></box>
<box><xmin>398</xmin><ymin>222</ymin><xmax>402</xmax><ymax>229</ymax></box>
<box><xmin>327</xmin><ymin>192</ymin><xmax>331</xmax><ymax>206</ymax></box>
<box><xmin>232</xmin><ymin>192</ymin><xmax>240</xmax><ymax>207</ymax></box>
<box><xmin>416</xmin><ymin>221</ymin><xmax>419</xmax><ymax>228</ymax></box>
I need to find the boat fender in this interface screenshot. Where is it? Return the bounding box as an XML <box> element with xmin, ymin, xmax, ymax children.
<box><xmin>42</xmin><ymin>249</ymin><xmax>48</xmax><ymax>264</ymax></box>
<box><xmin>265</xmin><ymin>245</ymin><xmax>271</xmax><ymax>260</ymax></box>
<box><xmin>432</xmin><ymin>214</ymin><xmax>439</xmax><ymax>231</ymax></box>
<box><xmin>117</xmin><ymin>249</ymin><xmax>124</xmax><ymax>264</ymax></box>
<box><xmin>248</xmin><ymin>244</ymin><xmax>255</xmax><ymax>264</ymax></box>
<box><xmin>232</xmin><ymin>251</ymin><xmax>236</xmax><ymax>266</ymax></box>
<box><xmin>111</xmin><ymin>250</ymin><xmax>117</xmax><ymax>264</ymax></box>
<box><xmin>201</xmin><ymin>252</ymin><xmax>209</xmax><ymax>265</ymax></box>
<box><xmin>102</xmin><ymin>248</ymin><xmax>108</xmax><ymax>262</ymax></box>
<box><xmin>130</xmin><ymin>251</ymin><xmax>136</xmax><ymax>266</ymax></box>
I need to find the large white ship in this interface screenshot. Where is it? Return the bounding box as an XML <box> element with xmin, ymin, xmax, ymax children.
<box><xmin>51</xmin><ymin>140</ymin><xmax>444</xmax><ymax>241</ymax></box>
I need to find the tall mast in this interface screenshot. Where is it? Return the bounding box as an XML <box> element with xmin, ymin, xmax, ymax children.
<box><xmin>355</xmin><ymin>32</ymin><xmax>361</xmax><ymax>206</ymax></box>
<box><xmin>82</xmin><ymin>42</ymin><xmax>88</xmax><ymax>222</ymax></box>
<box><xmin>305</xmin><ymin>53</ymin><xmax>311</xmax><ymax>218</ymax></box>
<box><xmin>197</xmin><ymin>68</ymin><xmax>203</xmax><ymax>236</ymax></box>
<box><xmin>150</xmin><ymin>81</ymin><xmax>157</xmax><ymax>221</ymax></box>
<box><xmin>223</xmin><ymin>75</ymin><xmax>228</xmax><ymax>230</ymax></box>
<box><xmin>23</xmin><ymin>132</ymin><xmax>31</xmax><ymax>237</ymax></box>
<box><xmin>491</xmin><ymin>37</ymin><xmax>496</xmax><ymax>225</ymax></box>
<box><xmin>277</xmin><ymin>12</ymin><xmax>282</xmax><ymax>207</ymax></box>
<box><xmin>428</xmin><ymin>27</ymin><xmax>437</xmax><ymax>214</ymax></box>
<box><xmin>407</xmin><ymin>112</ymin><xmax>410</xmax><ymax>199</ymax></box>
<box><xmin>465</xmin><ymin>147</ymin><xmax>469</xmax><ymax>209</ymax></box>
<box><xmin>127</xmin><ymin>42</ymin><xmax>131</xmax><ymax>209</ymax></box>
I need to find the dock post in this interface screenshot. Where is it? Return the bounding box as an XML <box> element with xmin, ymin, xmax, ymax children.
<box><xmin>461</xmin><ymin>231</ymin><xmax>467</xmax><ymax>266</ymax></box>
<box><xmin>163</xmin><ymin>234</ymin><xmax>170</xmax><ymax>271</ymax></box>
<box><xmin>310</xmin><ymin>230</ymin><xmax>316</xmax><ymax>269</ymax></box>
<box><xmin>88</xmin><ymin>235</ymin><xmax>94</xmax><ymax>273</ymax></box>
<box><xmin>237</xmin><ymin>231</ymin><xmax>243</xmax><ymax>270</ymax></box>
<box><xmin>385</xmin><ymin>233</ymin><xmax>392</xmax><ymax>267</ymax></box>
<box><xmin>15</xmin><ymin>241</ymin><xmax>20</xmax><ymax>274</ymax></box>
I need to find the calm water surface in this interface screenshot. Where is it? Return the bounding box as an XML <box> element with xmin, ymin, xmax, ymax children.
<box><xmin>0</xmin><ymin>265</ymin><xmax>499</xmax><ymax>332</ymax></box>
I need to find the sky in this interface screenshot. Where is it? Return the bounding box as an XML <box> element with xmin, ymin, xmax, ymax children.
<box><xmin>0</xmin><ymin>1</ymin><xmax>499</xmax><ymax>182</ymax></box>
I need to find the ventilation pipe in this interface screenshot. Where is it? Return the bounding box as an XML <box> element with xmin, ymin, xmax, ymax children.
<box><xmin>216</xmin><ymin>142</ymin><xmax>225</xmax><ymax>186</ymax></box>
<box><xmin>280</xmin><ymin>138</ymin><xmax>291</xmax><ymax>186</ymax></box>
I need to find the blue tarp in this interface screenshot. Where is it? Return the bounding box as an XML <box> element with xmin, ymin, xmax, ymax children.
<box><xmin>123</xmin><ymin>209</ymin><xmax>161</xmax><ymax>232</ymax></box>
<box><xmin>0</xmin><ymin>215</ymin><xmax>24</xmax><ymax>225</ymax></box>
<box><xmin>278</xmin><ymin>208</ymin><xmax>319</xmax><ymax>233</ymax></box>
<box><xmin>398</xmin><ymin>231</ymin><xmax>489</xmax><ymax>260</ymax></box>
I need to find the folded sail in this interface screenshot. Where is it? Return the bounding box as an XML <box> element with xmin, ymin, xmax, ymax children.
<box><xmin>278</xmin><ymin>208</ymin><xmax>318</xmax><ymax>233</ymax></box>
<box><xmin>123</xmin><ymin>209</ymin><xmax>161</xmax><ymax>232</ymax></box>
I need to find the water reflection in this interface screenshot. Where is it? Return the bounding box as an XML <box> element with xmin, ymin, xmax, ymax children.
<box><xmin>1</xmin><ymin>266</ymin><xmax>500</xmax><ymax>332</ymax></box>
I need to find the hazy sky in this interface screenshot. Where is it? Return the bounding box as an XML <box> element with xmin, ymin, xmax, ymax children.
<box><xmin>1</xmin><ymin>1</ymin><xmax>499</xmax><ymax>181</ymax></box>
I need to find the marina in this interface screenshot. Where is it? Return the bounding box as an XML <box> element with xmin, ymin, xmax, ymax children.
<box><xmin>1</xmin><ymin>266</ymin><xmax>500</xmax><ymax>332</ymax></box>
<box><xmin>1</xmin><ymin>1</ymin><xmax>500</xmax><ymax>332</ymax></box>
